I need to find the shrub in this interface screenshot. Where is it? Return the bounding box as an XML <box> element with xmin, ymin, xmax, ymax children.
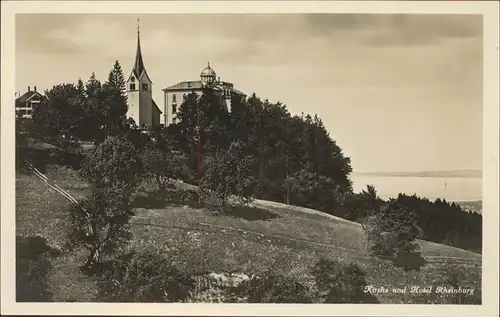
<box><xmin>188</xmin><ymin>272</ymin><xmax>252</xmax><ymax>303</ymax></box>
<box><xmin>79</xmin><ymin>135</ymin><xmax>144</xmax><ymax>191</ymax></box>
<box><xmin>311</xmin><ymin>258</ymin><xmax>379</xmax><ymax>303</ymax></box>
<box><xmin>199</xmin><ymin>141</ymin><xmax>257</xmax><ymax>210</ymax></box>
<box><xmin>96</xmin><ymin>250</ymin><xmax>195</xmax><ymax>302</ymax></box>
<box><xmin>141</xmin><ymin>146</ymin><xmax>191</xmax><ymax>192</ymax></box>
<box><xmin>362</xmin><ymin>199</ymin><xmax>422</xmax><ymax>259</ymax></box>
<box><xmin>431</xmin><ymin>266</ymin><xmax>481</xmax><ymax>305</ymax></box>
<box><xmin>16</xmin><ymin>236</ymin><xmax>61</xmax><ymax>302</ymax></box>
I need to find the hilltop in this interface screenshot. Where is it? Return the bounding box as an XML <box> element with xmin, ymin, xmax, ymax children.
<box><xmin>16</xmin><ymin>164</ymin><xmax>481</xmax><ymax>303</ymax></box>
<box><xmin>355</xmin><ymin>170</ymin><xmax>482</xmax><ymax>179</ymax></box>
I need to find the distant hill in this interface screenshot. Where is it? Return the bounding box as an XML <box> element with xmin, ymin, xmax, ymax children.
<box><xmin>356</xmin><ymin>170</ymin><xmax>482</xmax><ymax>179</ymax></box>
<box><xmin>456</xmin><ymin>200</ymin><xmax>483</xmax><ymax>214</ymax></box>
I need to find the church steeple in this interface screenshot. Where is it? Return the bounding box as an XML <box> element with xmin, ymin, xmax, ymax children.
<box><xmin>133</xmin><ymin>18</ymin><xmax>145</xmax><ymax>77</ymax></box>
<box><xmin>126</xmin><ymin>18</ymin><xmax>158</xmax><ymax>131</ymax></box>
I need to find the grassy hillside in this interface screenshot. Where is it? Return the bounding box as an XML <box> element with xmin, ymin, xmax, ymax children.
<box><xmin>16</xmin><ymin>165</ymin><xmax>481</xmax><ymax>303</ymax></box>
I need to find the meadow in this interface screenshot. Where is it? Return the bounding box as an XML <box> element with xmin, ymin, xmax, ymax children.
<box><xmin>16</xmin><ymin>164</ymin><xmax>481</xmax><ymax>303</ymax></box>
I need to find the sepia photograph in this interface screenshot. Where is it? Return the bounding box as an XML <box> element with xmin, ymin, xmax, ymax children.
<box><xmin>1</xmin><ymin>1</ymin><xmax>499</xmax><ymax>316</ymax></box>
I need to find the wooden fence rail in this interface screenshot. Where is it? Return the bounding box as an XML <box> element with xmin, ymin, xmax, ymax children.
<box><xmin>24</xmin><ymin>160</ymin><xmax>100</xmax><ymax>263</ymax></box>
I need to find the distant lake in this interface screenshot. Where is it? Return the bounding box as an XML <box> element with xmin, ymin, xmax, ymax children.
<box><xmin>351</xmin><ymin>174</ymin><xmax>482</xmax><ymax>202</ymax></box>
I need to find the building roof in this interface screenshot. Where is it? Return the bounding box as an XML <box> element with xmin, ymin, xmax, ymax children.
<box><xmin>232</xmin><ymin>88</ymin><xmax>247</xmax><ymax>97</ymax></box>
<box><xmin>163</xmin><ymin>81</ymin><xmax>248</xmax><ymax>96</ymax></box>
<box><xmin>15</xmin><ymin>91</ymin><xmax>43</xmax><ymax>108</ymax></box>
<box><xmin>200</xmin><ymin>62</ymin><xmax>216</xmax><ymax>77</ymax></box>
<box><xmin>152</xmin><ymin>99</ymin><xmax>162</xmax><ymax>114</ymax></box>
<box><xmin>163</xmin><ymin>81</ymin><xmax>205</xmax><ymax>91</ymax></box>
<box><xmin>219</xmin><ymin>81</ymin><xmax>234</xmax><ymax>88</ymax></box>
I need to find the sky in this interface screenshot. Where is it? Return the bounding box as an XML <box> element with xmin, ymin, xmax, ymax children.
<box><xmin>15</xmin><ymin>14</ymin><xmax>483</xmax><ymax>176</ymax></box>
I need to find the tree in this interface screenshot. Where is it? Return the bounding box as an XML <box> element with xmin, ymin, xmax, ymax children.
<box><xmin>171</xmin><ymin>92</ymin><xmax>202</xmax><ymax>174</ymax></box>
<box><xmin>107</xmin><ymin>60</ymin><xmax>127</xmax><ymax>103</ymax></box>
<box><xmin>245</xmin><ymin>96</ymin><xmax>290</xmax><ymax>201</ymax></box>
<box><xmin>67</xmin><ymin>186</ymin><xmax>134</xmax><ymax>268</ymax></box>
<box><xmin>96</xmin><ymin>250</ymin><xmax>195</xmax><ymax>302</ymax></box>
<box><xmin>70</xmin><ymin>136</ymin><xmax>145</xmax><ymax>269</ymax></box>
<box><xmin>83</xmin><ymin>72</ymin><xmax>110</xmax><ymax>143</ymax></box>
<box><xmin>287</xmin><ymin>169</ymin><xmax>343</xmax><ymax>213</ymax></box>
<box><xmin>342</xmin><ymin>185</ymin><xmax>383</xmax><ymax>222</ymax></box>
<box><xmin>85</xmin><ymin>72</ymin><xmax>102</xmax><ymax>97</ymax></box>
<box><xmin>141</xmin><ymin>146</ymin><xmax>191</xmax><ymax>192</ymax></box>
<box><xmin>362</xmin><ymin>199</ymin><xmax>422</xmax><ymax>259</ymax></box>
<box><xmin>173</xmin><ymin>91</ymin><xmax>231</xmax><ymax>174</ymax></box>
<box><xmin>198</xmin><ymin>141</ymin><xmax>257</xmax><ymax>210</ymax></box>
<box><xmin>76</xmin><ymin>78</ymin><xmax>85</xmax><ymax>94</ymax></box>
<box><xmin>104</xmin><ymin>60</ymin><xmax>128</xmax><ymax>134</ymax></box>
<box><xmin>79</xmin><ymin>135</ymin><xmax>144</xmax><ymax>191</ymax></box>
<box><xmin>122</xmin><ymin>118</ymin><xmax>152</xmax><ymax>150</ymax></box>
<box><xmin>295</xmin><ymin>114</ymin><xmax>353</xmax><ymax>192</ymax></box>
<box><xmin>78</xmin><ymin>65</ymin><xmax>129</xmax><ymax>143</ymax></box>
<box><xmin>31</xmin><ymin>83</ymin><xmax>85</xmax><ymax>149</ymax></box>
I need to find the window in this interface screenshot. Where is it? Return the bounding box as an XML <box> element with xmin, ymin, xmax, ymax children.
<box><xmin>172</xmin><ymin>104</ymin><xmax>177</xmax><ymax>114</ymax></box>
<box><xmin>172</xmin><ymin>94</ymin><xmax>177</xmax><ymax>103</ymax></box>
<box><xmin>142</xmin><ymin>83</ymin><xmax>148</xmax><ymax>91</ymax></box>
<box><xmin>130</xmin><ymin>83</ymin><xmax>136</xmax><ymax>90</ymax></box>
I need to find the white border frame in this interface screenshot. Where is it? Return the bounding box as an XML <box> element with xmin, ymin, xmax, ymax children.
<box><xmin>2</xmin><ymin>1</ymin><xmax>499</xmax><ymax>316</ymax></box>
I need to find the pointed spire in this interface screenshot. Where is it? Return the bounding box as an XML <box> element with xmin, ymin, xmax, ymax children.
<box><xmin>133</xmin><ymin>18</ymin><xmax>145</xmax><ymax>77</ymax></box>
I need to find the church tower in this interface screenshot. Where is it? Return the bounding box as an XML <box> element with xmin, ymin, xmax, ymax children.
<box><xmin>126</xmin><ymin>19</ymin><xmax>153</xmax><ymax>129</ymax></box>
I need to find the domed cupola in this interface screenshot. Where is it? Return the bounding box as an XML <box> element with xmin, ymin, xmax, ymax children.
<box><xmin>200</xmin><ymin>62</ymin><xmax>217</xmax><ymax>85</ymax></box>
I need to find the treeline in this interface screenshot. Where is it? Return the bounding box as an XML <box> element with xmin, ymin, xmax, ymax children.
<box><xmin>339</xmin><ymin>186</ymin><xmax>482</xmax><ymax>253</ymax></box>
<box><xmin>20</xmin><ymin>60</ymin><xmax>482</xmax><ymax>253</ymax></box>
<box><xmin>396</xmin><ymin>194</ymin><xmax>482</xmax><ymax>253</ymax></box>
<box><xmin>30</xmin><ymin>61</ymin><xmax>135</xmax><ymax>148</ymax></box>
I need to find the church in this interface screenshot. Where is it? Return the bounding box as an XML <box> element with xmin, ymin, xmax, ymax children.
<box><xmin>125</xmin><ymin>23</ymin><xmax>162</xmax><ymax>130</ymax></box>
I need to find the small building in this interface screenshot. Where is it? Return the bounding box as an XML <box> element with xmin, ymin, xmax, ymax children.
<box><xmin>125</xmin><ymin>21</ymin><xmax>162</xmax><ymax>130</ymax></box>
<box><xmin>15</xmin><ymin>86</ymin><xmax>43</xmax><ymax>119</ymax></box>
<box><xmin>161</xmin><ymin>62</ymin><xmax>247</xmax><ymax>126</ymax></box>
